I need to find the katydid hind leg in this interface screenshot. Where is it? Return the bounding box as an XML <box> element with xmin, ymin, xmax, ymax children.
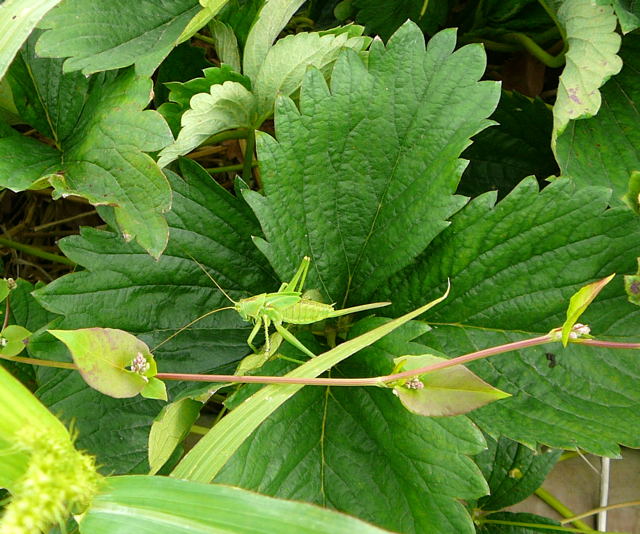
<box><xmin>328</xmin><ymin>301</ymin><xmax>391</xmax><ymax>318</ymax></box>
<box><xmin>287</xmin><ymin>256</ymin><xmax>311</xmax><ymax>294</ymax></box>
<box><xmin>274</xmin><ymin>323</ymin><xmax>317</xmax><ymax>359</ymax></box>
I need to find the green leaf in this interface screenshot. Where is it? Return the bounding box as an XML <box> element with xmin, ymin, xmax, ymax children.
<box><xmin>0</xmin><ymin>135</ymin><xmax>61</xmax><ymax>191</ymax></box>
<box><xmin>555</xmin><ymin>35</ymin><xmax>640</xmax><ymax>204</ymax></box>
<box><xmin>246</xmin><ymin>23</ymin><xmax>499</xmax><ymax>305</ymax></box>
<box><xmin>600</xmin><ymin>0</ymin><xmax>640</xmax><ymax>33</ymax></box>
<box><xmin>214</xmin><ymin>321</ymin><xmax>487</xmax><ymax>534</ymax></box>
<box><xmin>148</xmin><ymin>398</ymin><xmax>202</xmax><ymax>475</ymax></box>
<box><xmin>158</xmin><ymin>29</ymin><xmax>368</xmax><ymax>167</ymax></box>
<box><xmin>392</xmin><ymin>354</ymin><xmax>511</xmax><ymax>416</ymax></box>
<box><xmin>81</xmin><ymin>475</ymin><xmax>392</xmax><ymax>534</ymax></box>
<box><xmin>217</xmin><ymin>0</ymin><xmax>265</xmax><ymax>52</ymax></box>
<box><xmin>379</xmin><ymin>178</ymin><xmax>640</xmax><ymax>455</ymax></box>
<box><xmin>158</xmin><ymin>65</ymin><xmax>249</xmax><ymax>136</ymax></box>
<box><xmin>252</xmin><ymin>30</ymin><xmax>370</xmax><ymax>120</ymax></box>
<box><xmin>35</xmin><ymin>0</ymin><xmax>202</xmax><ymax>75</ymax></box>
<box><xmin>31</xmin><ymin>158</ymin><xmax>275</xmax><ymax>473</ymax></box>
<box><xmin>153</xmin><ymin>42</ymin><xmax>212</xmax><ymax>108</ymax></box>
<box><xmin>458</xmin><ymin>91</ymin><xmax>558</xmax><ymax>199</ymax></box>
<box><xmin>141</xmin><ymin>377</ymin><xmax>168</xmax><ymax>401</ymax></box>
<box><xmin>353</xmin><ymin>0</ymin><xmax>451</xmax><ymax>41</ymax></box>
<box><xmin>624</xmin><ymin>258</ymin><xmax>640</xmax><ymax>305</ymax></box>
<box><xmin>552</xmin><ymin>0</ymin><xmax>622</xmax><ymax>143</ymax></box>
<box><xmin>177</xmin><ymin>0</ymin><xmax>231</xmax><ymax>45</ymax></box>
<box><xmin>242</xmin><ymin>0</ymin><xmax>306</xmax><ymax>81</ymax></box>
<box><xmin>0</xmin><ymin>0</ymin><xmax>63</xmax><ymax>81</ymax></box>
<box><xmin>49</xmin><ymin>328</ymin><xmax>161</xmax><ymax>399</ymax></box>
<box><xmin>2</xmin><ymin>36</ymin><xmax>174</xmax><ymax>257</ymax></box>
<box><xmin>475</xmin><ymin>436</ymin><xmax>562</xmax><ymax>511</ymax></box>
<box><xmin>0</xmin><ymin>279</ymin><xmax>9</xmax><ymax>304</ymax></box>
<box><xmin>208</xmin><ymin>19</ymin><xmax>241</xmax><ymax>71</ymax></box>
<box><xmin>157</xmin><ymin>81</ymin><xmax>258</xmax><ymax>168</ymax></box>
<box><xmin>624</xmin><ymin>170</ymin><xmax>640</xmax><ymax>214</ymax></box>
<box><xmin>172</xmin><ymin>287</ymin><xmax>451</xmax><ymax>484</ymax></box>
<box><xmin>561</xmin><ymin>274</ymin><xmax>614</xmax><ymax>346</ymax></box>
<box><xmin>0</xmin><ymin>324</ymin><xmax>31</xmax><ymax>357</ymax></box>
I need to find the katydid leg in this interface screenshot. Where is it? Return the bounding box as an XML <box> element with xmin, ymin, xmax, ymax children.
<box><xmin>246</xmin><ymin>320</ymin><xmax>262</xmax><ymax>353</ymax></box>
<box><xmin>274</xmin><ymin>322</ymin><xmax>316</xmax><ymax>359</ymax></box>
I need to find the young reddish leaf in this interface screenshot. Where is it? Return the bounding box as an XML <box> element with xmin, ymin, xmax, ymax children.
<box><xmin>392</xmin><ymin>354</ymin><xmax>510</xmax><ymax>417</ymax></box>
<box><xmin>0</xmin><ymin>325</ymin><xmax>31</xmax><ymax>357</ymax></box>
<box><xmin>49</xmin><ymin>328</ymin><xmax>161</xmax><ymax>399</ymax></box>
<box><xmin>625</xmin><ymin>259</ymin><xmax>640</xmax><ymax>306</ymax></box>
<box><xmin>561</xmin><ymin>274</ymin><xmax>615</xmax><ymax>346</ymax></box>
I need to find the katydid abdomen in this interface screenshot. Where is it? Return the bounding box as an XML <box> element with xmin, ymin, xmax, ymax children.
<box><xmin>280</xmin><ymin>299</ymin><xmax>390</xmax><ymax>325</ymax></box>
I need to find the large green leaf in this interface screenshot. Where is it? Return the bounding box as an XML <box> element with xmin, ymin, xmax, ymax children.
<box><xmin>35</xmin><ymin>0</ymin><xmax>201</xmax><ymax>75</ymax></box>
<box><xmin>1</xmin><ymin>36</ymin><xmax>174</xmax><ymax>257</ymax></box>
<box><xmin>31</xmin><ymin>159</ymin><xmax>277</xmax><ymax>473</ymax></box>
<box><xmin>552</xmin><ymin>0</ymin><xmax>622</xmax><ymax>143</ymax></box>
<box><xmin>0</xmin><ymin>0</ymin><xmax>63</xmax><ymax>81</ymax></box>
<box><xmin>246</xmin><ymin>22</ymin><xmax>499</xmax><ymax>305</ymax></box>
<box><xmin>555</xmin><ymin>35</ymin><xmax>640</xmax><ymax>205</ymax></box>
<box><xmin>475</xmin><ymin>436</ymin><xmax>561</xmax><ymax>511</ymax></box>
<box><xmin>81</xmin><ymin>475</ymin><xmax>393</xmax><ymax>534</ymax></box>
<box><xmin>214</xmin><ymin>323</ymin><xmax>488</xmax><ymax>534</ymax></box>
<box><xmin>378</xmin><ymin>177</ymin><xmax>640</xmax><ymax>455</ymax></box>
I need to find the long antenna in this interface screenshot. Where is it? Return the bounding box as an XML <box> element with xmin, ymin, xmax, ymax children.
<box><xmin>151</xmin><ymin>306</ymin><xmax>234</xmax><ymax>352</ymax></box>
<box><xmin>184</xmin><ymin>251</ymin><xmax>236</xmax><ymax>304</ymax></box>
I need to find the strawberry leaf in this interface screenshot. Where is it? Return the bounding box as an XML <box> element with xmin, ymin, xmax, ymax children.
<box><xmin>35</xmin><ymin>0</ymin><xmax>201</xmax><ymax>75</ymax></box>
<box><xmin>246</xmin><ymin>22</ymin><xmax>499</xmax><ymax>305</ymax></box>
<box><xmin>379</xmin><ymin>178</ymin><xmax>640</xmax><ymax>455</ymax></box>
<box><xmin>0</xmin><ymin>35</ymin><xmax>174</xmax><ymax>257</ymax></box>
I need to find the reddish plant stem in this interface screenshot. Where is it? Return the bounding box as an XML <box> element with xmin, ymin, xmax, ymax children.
<box><xmin>381</xmin><ymin>334</ymin><xmax>553</xmax><ymax>382</ymax></box>
<box><xmin>579</xmin><ymin>339</ymin><xmax>640</xmax><ymax>350</ymax></box>
<box><xmin>6</xmin><ymin>336</ymin><xmax>638</xmax><ymax>387</ymax></box>
<box><xmin>157</xmin><ymin>334</ymin><xmax>554</xmax><ymax>386</ymax></box>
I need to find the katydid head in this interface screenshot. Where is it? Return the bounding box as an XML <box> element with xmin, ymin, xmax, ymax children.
<box><xmin>235</xmin><ymin>294</ymin><xmax>267</xmax><ymax>322</ymax></box>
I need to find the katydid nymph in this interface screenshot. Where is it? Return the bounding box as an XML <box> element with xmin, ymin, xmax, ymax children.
<box><xmin>154</xmin><ymin>256</ymin><xmax>390</xmax><ymax>359</ymax></box>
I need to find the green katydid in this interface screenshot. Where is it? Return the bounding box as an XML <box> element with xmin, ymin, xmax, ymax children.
<box><xmin>154</xmin><ymin>256</ymin><xmax>390</xmax><ymax>359</ymax></box>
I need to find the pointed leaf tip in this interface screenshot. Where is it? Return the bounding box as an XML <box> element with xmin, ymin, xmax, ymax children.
<box><xmin>392</xmin><ymin>354</ymin><xmax>510</xmax><ymax>417</ymax></box>
<box><xmin>561</xmin><ymin>273</ymin><xmax>615</xmax><ymax>346</ymax></box>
